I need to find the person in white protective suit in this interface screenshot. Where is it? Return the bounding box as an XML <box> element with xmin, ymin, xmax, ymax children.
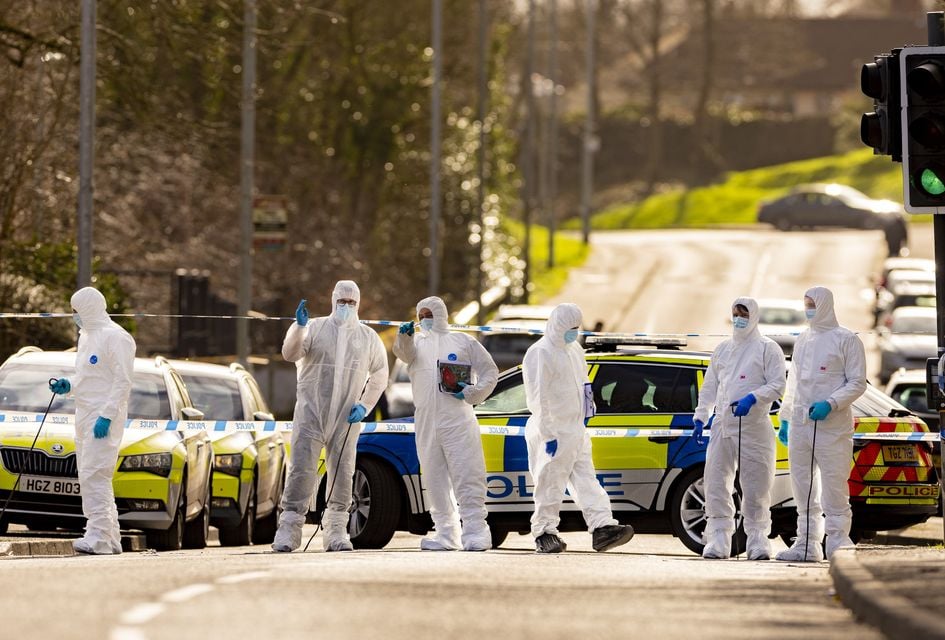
<box><xmin>692</xmin><ymin>297</ymin><xmax>786</xmax><ymax>560</ymax></box>
<box><xmin>776</xmin><ymin>286</ymin><xmax>866</xmax><ymax>562</ymax></box>
<box><xmin>393</xmin><ymin>296</ymin><xmax>499</xmax><ymax>551</ymax></box>
<box><xmin>47</xmin><ymin>287</ymin><xmax>135</xmax><ymax>555</ymax></box>
<box><xmin>272</xmin><ymin>280</ymin><xmax>388</xmax><ymax>552</ymax></box>
<box><xmin>522</xmin><ymin>303</ymin><xmax>635</xmax><ymax>553</ymax></box>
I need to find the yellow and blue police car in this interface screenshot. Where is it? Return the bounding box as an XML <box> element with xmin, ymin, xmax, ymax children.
<box><xmin>317</xmin><ymin>337</ymin><xmax>940</xmax><ymax>554</ymax></box>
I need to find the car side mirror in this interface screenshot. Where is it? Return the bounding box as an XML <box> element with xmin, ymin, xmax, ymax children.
<box><xmin>181</xmin><ymin>406</ymin><xmax>205</xmax><ymax>421</ymax></box>
<box><xmin>253</xmin><ymin>410</ymin><xmax>274</xmax><ymax>421</ymax></box>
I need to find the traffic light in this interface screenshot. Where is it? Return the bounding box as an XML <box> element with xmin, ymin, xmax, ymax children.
<box><xmin>860</xmin><ymin>50</ymin><xmax>901</xmax><ymax>161</ymax></box>
<box><xmin>902</xmin><ymin>46</ymin><xmax>945</xmax><ymax>212</ymax></box>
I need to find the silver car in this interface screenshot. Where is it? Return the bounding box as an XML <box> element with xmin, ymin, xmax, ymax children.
<box><xmin>878</xmin><ymin>306</ymin><xmax>937</xmax><ymax>383</ymax></box>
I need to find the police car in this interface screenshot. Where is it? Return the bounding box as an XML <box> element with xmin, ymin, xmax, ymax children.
<box><xmin>169</xmin><ymin>359</ymin><xmax>286</xmax><ymax>547</ymax></box>
<box><xmin>0</xmin><ymin>348</ymin><xmax>214</xmax><ymax>551</ymax></box>
<box><xmin>323</xmin><ymin>337</ymin><xmax>940</xmax><ymax>554</ymax></box>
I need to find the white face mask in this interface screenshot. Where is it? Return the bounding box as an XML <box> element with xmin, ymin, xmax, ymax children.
<box><xmin>420</xmin><ymin>318</ymin><xmax>434</xmax><ymax>332</ymax></box>
<box><xmin>335</xmin><ymin>303</ymin><xmax>354</xmax><ymax>322</ymax></box>
<box><xmin>72</xmin><ymin>313</ymin><xmax>82</xmax><ymax>329</ymax></box>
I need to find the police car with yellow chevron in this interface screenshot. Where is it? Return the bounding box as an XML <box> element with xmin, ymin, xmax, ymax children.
<box><xmin>335</xmin><ymin>336</ymin><xmax>940</xmax><ymax>554</ymax></box>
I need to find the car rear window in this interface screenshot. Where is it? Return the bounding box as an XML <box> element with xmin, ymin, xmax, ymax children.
<box><xmin>759</xmin><ymin>308</ymin><xmax>805</xmax><ymax>325</ymax></box>
<box><xmin>180</xmin><ymin>374</ymin><xmax>243</xmax><ymax>420</ymax></box>
<box><xmin>852</xmin><ymin>384</ymin><xmax>911</xmax><ymax>419</ymax></box>
<box><xmin>891</xmin><ymin>314</ymin><xmax>936</xmax><ymax>334</ymax></box>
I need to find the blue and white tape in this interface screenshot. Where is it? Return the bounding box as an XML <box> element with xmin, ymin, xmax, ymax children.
<box><xmin>0</xmin><ymin>412</ymin><xmax>940</xmax><ymax>441</ymax></box>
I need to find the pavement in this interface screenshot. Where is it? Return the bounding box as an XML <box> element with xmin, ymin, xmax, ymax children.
<box><xmin>830</xmin><ymin>517</ymin><xmax>945</xmax><ymax>640</ymax></box>
<box><xmin>0</xmin><ymin>525</ymin><xmax>147</xmax><ymax>557</ymax></box>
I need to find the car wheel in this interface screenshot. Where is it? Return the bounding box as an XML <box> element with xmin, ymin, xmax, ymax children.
<box><xmin>252</xmin><ymin>468</ymin><xmax>283</xmax><ymax>545</ymax></box>
<box><xmin>775</xmin><ymin>217</ymin><xmax>792</xmax><ymax>231</ymax></box>
<box><xmin>490</xmin><ymin>527</ymin><xmax>509</xmax><ymax>549</ymax></box>
<box><xmin>182</xmin><ymin>500</ymin><xmax>210</xmax><ymax>550</ymax></box>
<box><xmin>220</xmin><ymin>476</ymin><xmax>256</xmax><ymax>547</ymax></box>
<box><xmin>146</xmin><ymin>491</ymin><xmax>185</xmax><ymax>551</ymax></box>
<box><xmin>669</xmin><ymin>466</ymin><xmax>746</xmax><ymax>556</ymax></box>
<box><xmin>349</xmin><ymin>457</ymin><xmax>401</xmax><ymax>549</ymax></box>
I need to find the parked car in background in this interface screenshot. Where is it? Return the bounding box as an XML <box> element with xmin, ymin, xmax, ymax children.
<box><xmin>885</xmin><ymin>368</ymin><xmax>938</xmax><ymax>431</ymax></box>
<box><xmin>385</xmin><ymin>359</ymin><xmax>414</xmax><ymax>419</ymax></box>
<box><xmin>320</xmin><ymin>338</ymin><xmax>939</xmax><ymax>554</ymax></box>
<box><xmin>874</xmin><ymin>270</ymin><xmax>936</xmax><ymax>328</ymax></box>
<box><xmin>169</xmin><ymin>359</ymin><xmax>285</xmax><ymax>546</ymax></box>
<box><xmin>874</xmin><ymin>258</ymin><xmax>935</xmax><ymax>326</ymax></box>
<box><xmin>0</xmin><ymin>348</ymin><xmax>213</xmax><ymax>551</ymax></box>
<box><xmin>757</xmin><ymin>183</ymin><xmax>908</xmax><ymax>255</ymax></box>
<box><xmin>480</xmin><ymin>305</ymin><xmax>554</xmax><ymax>372</ymax></box>
<box><xmin>877</xmin><ymin>306</ymin><xmax>937</xmax><ymax>383</ymax></box>
<box><xmin>755</xmin><ymin>298</ymin><xmax>806</xmax><ymax>356</ymax></box>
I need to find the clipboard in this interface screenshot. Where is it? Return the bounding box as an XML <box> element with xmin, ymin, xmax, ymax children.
<box><xmin>438</xmin><ymin>360</ymin><xmax>472</xmax><ymax>394</ymax></box>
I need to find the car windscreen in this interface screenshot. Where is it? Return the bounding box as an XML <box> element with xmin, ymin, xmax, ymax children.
<box><xmin>179</xmin><ymin>374</ymin><xmax>243</xmax><ymax>421</ymax></box>
<box><xmin>0</xmin><ymin>362</ymin><xmax>172</xmax><ymax>420</ymax></box>
<box><xmin>852</xmin><ymin>384</ymin><xmax>911</xmax><ymax>419</ymax></box>
<box><xmin>758</xmin><ymin>307</ymin><xmax>805</xmax><ymax>325</ymax></box>
<box><xmin>481</xmin><ymin>333</ymin><xmax>542</xmax><ymax>356</ymax></box>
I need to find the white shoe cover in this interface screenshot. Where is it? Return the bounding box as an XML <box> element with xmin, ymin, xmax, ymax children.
<box><xmin>272</xmin><ymin>511</ymin><xmax>305</xmax><ymax>552</ymax></box>
<box><xmin>73</xmin><ymin>537</ymin><xmax>117</xmax><ymax>555</ymax></box>
<box><xmin>461</xmin><ymin>521</ymin><xmax>492</xmax><ymax>552</ymax></box>
<box><xmin>420</xmin><ymin>536</ymin><xmax>460</xmax><ymax>551</ymax></box>
<box><xmin>775</xmin><ymin>540</ymin><xmax>824</xmax><ymax>562</ymax></box>
<box><xmin>326</xmin><ymin>539</ymin><xmax>354</xmax><ymax>552</ymax></box>
<box><xmin>826</xmin><ymin>535</ymin><xmax>855</xmax><ymax>560</ymax></box>
<box><xmin>746</xmin><ymin>532</ymin><xmax>771</xmax><ymax>561</ymax></box>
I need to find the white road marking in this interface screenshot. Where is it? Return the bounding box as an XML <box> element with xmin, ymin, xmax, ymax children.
<box><xmin>110</xmin><ymin>627</ymin><xmax>149</xmax><ymax>640</ymax></box>
<box><xmin>216</xmin><ymin>571</ymin><xmax>271</xmax><ymax>584</ymax></box>
<box><xmin>161</xmin><ymin>583</ymin><xmax>214</xmax><ymax>603</ymax></box>
<box><xmin>119</xmin><ymin>603</ymin><xmax>166</xmax><ymax>625</ymax></box>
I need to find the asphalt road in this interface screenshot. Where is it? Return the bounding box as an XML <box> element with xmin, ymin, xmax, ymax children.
<box><xmin>0</xmin><ymin>529</ymin><xmax>881</xmax><ymax>640</ymax></box>
<box><xmin>549</xmin><ymin>226</ymin><xmax>934</xmax><ymax>378</ymax></box>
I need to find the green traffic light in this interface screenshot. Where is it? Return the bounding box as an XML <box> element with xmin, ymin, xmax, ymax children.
<box><xmin>921</xmin><ymin>168</ymin><xmax>945</xmax><ymax>195</ymax></box>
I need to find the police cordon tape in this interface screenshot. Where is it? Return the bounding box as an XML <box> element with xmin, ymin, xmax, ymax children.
<box><xmin>0</xmin><ymin>310</ymin><xmax>796</xmax><ymax>338</ymax></box>
<box><xmin>0</xmin><ymin>411</ymin><xmax>940</xmax><ymax>441</ymax></box>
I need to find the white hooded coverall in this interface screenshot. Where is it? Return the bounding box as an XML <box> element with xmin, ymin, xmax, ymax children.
<box><xmin>693</xmin><ymin>297</ymin><xmax>786</xmax><ymax>559</ymax></box>
<box><xmin>778</xmin><ymin>286</ymin><xmax>866</xmax><ymax>561</ymax></box>
<box><xmin>71</xmin><ymin>287</ymin><xmax>136</xmax><ymax>555</ymax></box>
<box><xmin>393</xmin><ymin>296</ymin><xmax>499</xmax><ymax>551</ymax></box>
<box><xmin>274</xmin><ymin>281</ymin><xmax>388</xmax><ymax>551</ymax></box>
<box><xmin>523</xmin><ymin>303</ymin><xmax>619</xmax><ymax>539</ymax></box>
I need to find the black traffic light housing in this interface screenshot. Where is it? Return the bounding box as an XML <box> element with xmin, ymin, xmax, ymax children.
<box><xmin>902</xmin><ymin>45</ymin><xmax>945</xmax><ymax>212</ymax></box>
<box><xmin>861</xmin><ymin>50</ymin><xmax>902</xmax><ymax>161</ymax></box>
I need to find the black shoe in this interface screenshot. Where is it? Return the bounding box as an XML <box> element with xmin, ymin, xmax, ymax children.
<box><xmin>535</xmin><ymin>533</ymin><xmax>567</xmax><ymax>554</ymax></box>
<box><xmin>592</xmin><ymin>524</ymin><xmax>634</xmax><ymax>552</ymax></box>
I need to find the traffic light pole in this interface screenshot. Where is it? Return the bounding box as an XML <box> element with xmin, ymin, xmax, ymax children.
<box><xmin>928</xmin><ymin>10</ymin><xmax>945</xmax><ymax>544</ymax></box>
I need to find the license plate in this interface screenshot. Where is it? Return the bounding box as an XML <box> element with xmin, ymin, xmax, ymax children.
<box><xmin>18</xmin><ymin>476</ymin><xmax>81</xmax><ymax>496</ymax></box>
<box><xmin>882</xmin><ymin>444</ymin><xmax>919</xmax><ymax>464</ymax></box>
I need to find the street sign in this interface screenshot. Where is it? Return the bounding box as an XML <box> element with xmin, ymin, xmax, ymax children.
<box><xmin>252</xmin><ymin>195</ymin><xmax>288</xmax><ymax>250</ymax></box>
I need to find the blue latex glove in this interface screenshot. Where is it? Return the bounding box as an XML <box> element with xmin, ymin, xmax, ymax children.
<box><xmin>691</xmin><ymin>419</ymin><xmax>706</xmax><ymax>446</ymax></box>
<box><xmin>347</xmin><ymin>403</ymin><xmax>367</xmax><ymax>424</ymax></box>
<box><xmin>732</xmin><ymin>393</ymin><xmax>757</xmax><ymax>417</ymax></box>
<box><xmin>399</xmin><ymin>321</ymin><xmax>415</xmax><ymax>336</ymax></box>
<box><xmin>809</xmin><ymin>401</ymin><xmax>832</xmax><ymax>421</ymax></box>
<box><xmin>295</xmin><ymin>299</ymin><xmax>309</xmax><ymax>327</ymax></box>
<box><xmin>48</xmin><ymin>378</ymin><xmax>71</xmax><ymax>395</ymax></box>
<box><xmin>545</xmin><ymin>439</ymin><xmax>558</xmax><ymax>457</ymax></box>
<box><xmin>93</xmin><ymin>416</ymin><xmax>111</xmax><ymax>439</ymax></box>
<box><xmin>778</xmin><ymin>420</ymin><xmax>789</xmax><ymax>446</ymax></box>
<box><xmin>453</xmin><ymin>381</ymin><xmax>468</xmax><ymax>400</ymax></box>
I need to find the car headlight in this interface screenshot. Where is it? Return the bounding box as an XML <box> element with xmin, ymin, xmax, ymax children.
<box><xmin>214</xmin><ymin>453</ymin><xmax>243</xmax><ymax>476</ymax></box>
<box><xmin>119</xmin><ymin>453</ymin><xmax>172</xmax><ymax>477</ymax></box>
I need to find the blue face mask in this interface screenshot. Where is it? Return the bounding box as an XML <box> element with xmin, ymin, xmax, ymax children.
<box><xmin>732</xmin><ymin>316</ymin><xmax>749</xmax><ymax>330</ymax></box>
<box><xmin>335</xmin><ymin>304</ymin><xmax>354</xmax><ymax>322</ymax></box>
<box><xmin>564</xmin><ymin>329</ymin><xmax>579</xmax><ymax>344</ymax></box>
<box><xmin>805</xmin><ymin>308</ymin><xmax>816</xmax><ymax>321</ymax></box>
<box><xmin>420</xmin><ymin>318</ymin><xmax>434</xmax><ymax>332</ymax></box>
<box><xmin>72</xmin><ymin>313</ymin><xmax>82</xmax><ymax>329</ymax></box>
